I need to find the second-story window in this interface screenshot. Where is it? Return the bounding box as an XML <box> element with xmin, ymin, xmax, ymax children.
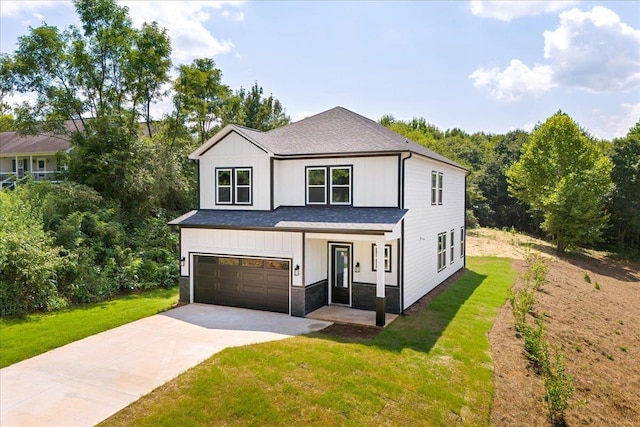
<box><xmin>431</xmin><ymin>171</ymin><xmax>443</xmax><ymax>205</ymax></box>
<box><xmin>216</xmin><ymin>167</ymin><xmax>252</xmax><ymax>205</ymax></box>
<box><xmin>306</xmin><ymin>166</ymin><xmax>352</xmax><ymax>205</ymax></box>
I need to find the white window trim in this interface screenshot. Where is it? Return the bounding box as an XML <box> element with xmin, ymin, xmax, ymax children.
<box><xmin>235</xmin><ymin>168</ymin><xmax>252</xmax><ymax>205</ymax></box>
<box><xmin>330</xmin><ymin>166</ymin><xmax>352</xmax><ymax>205</ymax></box>
<box><xmin>306</xmin><ymin>167</ymin><xmax>327</xmax><ymax>205</ymax></box>
<box><xmin>438</xmin><ymin>172</ymin><xmax>443</xmax><ymax>205</ymax></box>
<box><xmin>460</xmin><ymin>226</ymin><xmax>465</xmax><ymax>258</ymax></box>
<box><xmin>372</xmin><ymin>244</ymin><xmax>392</xmax><ymax>272</ymax></box>
<box><xmin>431</xmin><ymin>171</ymin><xmax>437</xmax><ymax>205</ymax></box>
<box><xmin>450</xmin><ymin>229</ymin><xmax>455</xmax><ymax>264</ymax></box>
<box><xmin>437</xmin><ymin>232</ymin><xmax>447</xmax><ymax>272</ymax></box>
<box><xmin>216</xmin><ymin>168</ymin><xmax>232</xmax><ymax>205</ymax></box>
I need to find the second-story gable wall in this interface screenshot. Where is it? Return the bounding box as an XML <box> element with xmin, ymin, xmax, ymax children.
<box><xmin>199</xmin><ymin>131</ymin><xmax>270</xmax><ymax>210</ymax></box>
<box><xmin>273</xmin><ymin>155</ymin><xmax>399</xmax><ymax>208</ymax></box>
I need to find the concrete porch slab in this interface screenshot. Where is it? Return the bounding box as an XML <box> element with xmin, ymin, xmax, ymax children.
<box><xmin>306</xmin><ymin>305</ymin><xmax>398</xmax><ymax>327</ymax></box>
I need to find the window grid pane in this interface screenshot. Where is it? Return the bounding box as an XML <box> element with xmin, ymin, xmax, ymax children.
<box><xmin>307</xmin><ymin>168</ymin><xmax>326</xmax><ymax>204</ymax></box>
<box><xmin>330</xmin><ymin>167</ymin><xmax>351</xmax><ymax>205</ymax></box>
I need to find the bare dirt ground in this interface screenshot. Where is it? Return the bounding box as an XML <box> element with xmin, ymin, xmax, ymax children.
<box><xmin>468</xmin><ymin>228</ymin><xmax>640</xmax><ymax>426</ymax></box>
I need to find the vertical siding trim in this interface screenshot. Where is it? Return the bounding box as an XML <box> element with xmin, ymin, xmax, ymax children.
<box><xmin>399</xmin><ymin>218</ymin><xmax>404</xmax><ymax>313</ymax></box>
<box><xmin>396</xmin><ymin>153</ymin><xmax>402</xmax><ymax>208</ymax></box>
<box><xmin>196</xmin><ymin>159</ymin><xmax>201</xmax><ymax>209</ymax></box>
<box><xmin>270</xmin><ymin>157</ymin><xmax>275</xmax><ymax>210</ymax></box>
<box><xmin>302</xmin><ymin>231</ymin><xmax>306</xmax><ymax>287</ymax></box>
<box><xmin>401</xmin><ymin>152</ymin><xmax>412</xmax><ymax>209</ymax></box>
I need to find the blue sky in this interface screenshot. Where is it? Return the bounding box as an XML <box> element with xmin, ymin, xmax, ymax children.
<box><xmin>1</xmin><ymin>1</ymin><xmax>639</xmax><ymax>139</ymax></box>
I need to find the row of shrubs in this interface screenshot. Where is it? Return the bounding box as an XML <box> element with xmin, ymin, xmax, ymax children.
<box><xmin>510</xmin><ymin>252</ymin><xmax>574</xmax><ymax>426</ymax></box>
<box><xmin>0</xmin><ymin>182</ymin><xmax>179</xmax><ymax>317</ymax></box>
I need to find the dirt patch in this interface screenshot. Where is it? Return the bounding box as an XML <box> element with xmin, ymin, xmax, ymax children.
<box><xmin>475</xmin><ymin>228</ymin><xmax>640</xmax><ymax>426</ymax></box>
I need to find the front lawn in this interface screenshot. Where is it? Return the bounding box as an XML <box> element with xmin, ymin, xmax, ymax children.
<box><xmin>103</xmin><ymin>257</ymin><xmax>515</xmax><ymax>426</ymax></box>
<box><xmin>0</xmin><ymin>287</ymin><xmax>178</xmax><ymax>368</ymax></box>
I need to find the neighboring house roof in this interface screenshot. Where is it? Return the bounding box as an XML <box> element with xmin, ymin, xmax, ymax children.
<box><xmin>170</xmin><ymin>206</ymin><xmax>408</xmax><ymax>234</ymax></box>
<box><xmin>191</xmin><ymin>106</ymin><xmax>466</xmax><ymax>170</ymax></box>
<box><xmin>0</xmin><ymin>132</ymin><xmax>71</xmax><ymax>156</ymax></box>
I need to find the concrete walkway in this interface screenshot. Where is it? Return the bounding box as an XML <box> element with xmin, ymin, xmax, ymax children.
<box><xmin>307</xmin><ymin>305</ymin><xmax>398</xmax><ymax>327</ymax></box>
<box><xmin>0</xmin><ymin>304</ymin><xmax>331</xmax><ymax>427</ymax></box>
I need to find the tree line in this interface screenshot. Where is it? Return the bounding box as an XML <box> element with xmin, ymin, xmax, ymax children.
<box><xmin>0</xmin><ymin>0</ymin><xmax>637</xmax><ymax>317</ymax></box>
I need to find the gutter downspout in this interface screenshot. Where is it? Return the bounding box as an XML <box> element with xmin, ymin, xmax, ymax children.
<box><xmin>399</xmin><ymin>151</ymin><xmax>412</xmax><ymax>314</ymax></box>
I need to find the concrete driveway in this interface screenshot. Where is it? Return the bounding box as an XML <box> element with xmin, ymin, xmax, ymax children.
<box><xmin>0</xmin><ymin>304</ymin><xmax>331</xmax><ymax>427</ymax></box>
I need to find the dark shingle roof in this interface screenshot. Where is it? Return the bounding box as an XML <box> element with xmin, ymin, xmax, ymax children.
<box><xmin>169</xmin><ymin>206</ymin><xmax>408</xmax><ymax>233</ymax></box>
<box><xmin>0</xmin><ymin>132</ymin><xmax>71</xmax><ymax>155</ymax></box>
<box><xmin>207</xmin><ymin>107</ymin><xmax>464</xmax><ymax>170</ymax></box>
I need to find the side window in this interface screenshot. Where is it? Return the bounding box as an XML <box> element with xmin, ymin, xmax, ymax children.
<box><xmin>450</xmin><ymin>229</ymin><xmax>455</xmax><ymax>264</ymax></box>
<box><xmin>372</xmin><ymin>244</ymin><xmax>392</xmax><ymax>272</ymax></box>
<box><xmin>438</xmin><ymin>172</ymin><xmax>443</xmax><ymax>205</ymax></box>
<box><xmin>460</xmin><ymin>226</ymin><xmax>465</xmax><ymax>258</ymax></box>
<box><xmin>431</xmin><ymin>171</ymin><xmax>437</xmax><ymax>205</ymax></box>
<box><xmin>437</xmin><ymin>232</ymin><xmax>447</xmax><ymax>271</ymax></box>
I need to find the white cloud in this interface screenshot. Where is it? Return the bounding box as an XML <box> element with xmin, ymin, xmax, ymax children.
<box><xmin>470</xmin><ymin>1</ymin><xmax>576</xmax><ymax>22</ymax></box>
<box><xmin>119</xmin><ymin>1</ymin><xmax>244</xmax><ymax>63</ymax></box>
<box><xmin>589</xmin><ymin>102</ymin><xmax>640</xmax><ymax>140</ymax></box>
<box><xmin>222</xmin><ymin>10</ymin><xmax>244</xmax><ymax>22</ymax></box>
<box><xmin>469</xmin><ymin>60</ymin><xmax>555</xmax><ymax>101</ymax></box>
<box><xmin>470</xmin><ymin>6</ymin><xmax>640</xmax><ymax>101</ymax></box>
<box><xmin>0</xmin><ymin>1</ymin><xmax>71</xmax><ymax>18</ymax></box>
<box><xmin>543</xmin><ymin>6</ymin><xmax>640</xmax><ymax>92</ymax></box>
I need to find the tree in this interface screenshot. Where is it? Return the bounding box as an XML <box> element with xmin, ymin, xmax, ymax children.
<box><xmin>607</xmin><ymin>121</ymin><xmax>640</xmax><ymax>251</ymax></box>
<box><xmin>507</xmin><ymin>112</ymin><xmax>613</xmax><ymax>252</ymax></box>
<box><xmin>235</xmin><ymin>82</ymin><xmax>290</xmax><ymax>131</ymax></box>
<box><xmin>2</xmin><ymin>0</ymin><xmax>172</xmax><ymax>209</ymax></box>
<box><xmin>173</xmin><ymin>58</ymin><xmax>230</xmax><ymax>144</ymax></box>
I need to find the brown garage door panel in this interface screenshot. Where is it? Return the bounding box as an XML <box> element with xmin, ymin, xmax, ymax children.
<box><xmin>194</xmin><ymin>256</ymin><xmax>290</xmax><ymax>314</ymax></box>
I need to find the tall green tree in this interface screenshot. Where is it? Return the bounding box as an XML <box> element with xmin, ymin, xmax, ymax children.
<box><xmin>2</xmin><ymin>0</ymin><xmax>172</xmax><ymax>210</ymax></box>
<box><xmin>173</xmin><ymin>58</ymin><xmax>230</xmax><ymax>144</ymax></box>
<box><xmin>507</xmin><ymin>112</ymin><xmax>613</xmax><ymax>252</ymax></box>
<box><xmin>235</xmin><ymin>82</ymin><xmax>290</xmax><ymax>131</ymax></box>
<box><xmin>607</xmin><ymin>121</ymin><xmax>640</xmax><ymax>252</ymax></box>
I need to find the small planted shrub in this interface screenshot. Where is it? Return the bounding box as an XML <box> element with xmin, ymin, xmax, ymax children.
<box><xmin>544</xmin><ymin>347</ymin><xmax>574</xmax><ymax>426</ymax></box>
<box><xmin>510</xmin><ymin>287</ymin><xmax>536</xmax><ymax>333</ymax></box>
<box><xmin>583</xmin><ymin>272</ymin><xmax>591</xmax><ymax>283</ymax></box>
<box><xmin>594</xmin><ymin>281</ymin><xmax>600</xmax><ymax>290</ymax></box>
<box><xmin>523</xmin><ymin>320</ymin><xmax>550</xmax><ymax>374</ymax></box>
<box><xmin>524</xmin><ymin>253</ymin><xmax>549</xmax><ymax>290</ymax></box>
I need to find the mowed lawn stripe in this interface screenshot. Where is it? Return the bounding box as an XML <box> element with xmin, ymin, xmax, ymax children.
<box><xmin>102</xmin><ymin>257</ymin><xmax>515</xmax><ymax>427</ymax></box>
<box><xmin>0</xmin><ymin>287</ymin><xmax>178</xmax><ymax>368</ymax></box>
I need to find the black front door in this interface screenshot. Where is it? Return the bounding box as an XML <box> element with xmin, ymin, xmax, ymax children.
<box><xmin>331</xmin><ymin>245</ymin><xmax>350</xmax><ymax>305</ymax></box>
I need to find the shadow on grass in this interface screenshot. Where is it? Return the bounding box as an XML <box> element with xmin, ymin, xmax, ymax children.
<box><xmin>311</xmin><ymin>270</ymin><xmax>488</xmax><ymax>355</ymax></box>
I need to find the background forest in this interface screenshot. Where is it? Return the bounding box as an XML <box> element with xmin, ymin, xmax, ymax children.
<box><xmin>1</xmin><ymin>0</ymin><xmax>638</xmax><ymax>317</ymax></box>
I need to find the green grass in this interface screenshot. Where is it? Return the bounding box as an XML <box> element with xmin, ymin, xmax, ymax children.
<box><xmin>0</xmin><ymin>287</ymin><xmax>178</xmax><ymax>368</ymax></box>
<box><xmin>103</xmin><ymin>257</ymin><xmax>516</xmax><ymax>427</ymax></box>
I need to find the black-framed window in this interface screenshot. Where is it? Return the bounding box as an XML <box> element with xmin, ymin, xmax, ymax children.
<box><xmin>431</xmin><ymin>171</ymin><xmax>443</xmax><ymax>205</ymax></box>
<box><xmin>437</xmin><ymin>232</ymin><xmax>447</xmax><ymax>271</ymax></box>
<box><xmin>460</xmin><ymin>226</ymin><xmax>465</xmax><ymax>258</ymax></box>
<box><xmin>306</xmin><ymin>165</ymin><xmax>352</xmax><ymax>205</ymax></box>
<box><xmin>372</xmin><ymin>244</ymin><xmax>392</xmax><ymax>272</ymax></box>
<box><xmin>216</xmin><ymin>167</ymin><xmax>252</xmax><ymax>205</ymax></box>
<box><xmin>450</xmin><ymin>229</ymin><xmax>455</xmax><ymax>264</ymax></box>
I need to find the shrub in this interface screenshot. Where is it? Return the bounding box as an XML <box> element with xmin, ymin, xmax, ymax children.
<box><xmin>583</xmin><ymin>272</ymin><xmax>591</xmax><ymax>283</ymax></box>
<box><xmin>522</xmin><ymin>320</ymin><xmax>550</xmax><ymax>374</ymax></box>
<box><xmin>544</xmin><ymin>347</ymin><xmax>574</xmax><ymax>426</ymax></box>
<box><xmin>510</xmin><ymin>286</ymin><xmax>536</xmax><ymax>333</ymax></box>
<box><xmin>524</xmin><ymin>252</ymin><xmax>548</xmax><ymax>290</ymax></box>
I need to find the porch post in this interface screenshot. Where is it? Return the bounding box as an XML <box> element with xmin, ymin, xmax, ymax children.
<box><xmin>376</xmin><ymin>238</ymin><xmax>386</xmax><ymax>326</ymax></box>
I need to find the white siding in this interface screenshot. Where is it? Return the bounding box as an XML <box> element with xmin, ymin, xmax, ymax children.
<box><xmin>181</xmin><ymin>228</ymin><xmax>304</xmax><ymax>286</ymax></box>
<box><xmin>352</xmin><ymin>240</ymin><xmax>397</xmax><ymax>286</ymax></box>
<box><xmin>0</xmin><ymin>155</ymin><xmax>59</xmax><ymax>175</ymax></box>
<box><xmin>304</xmin><ymin>238</ymin><xmax>327</xmax><ymax>285</ymax></box>
<box><xmin>274</xmin><ymin>155</ymin><xmax>399</xmax><ymax>208</ymax></box>
<box><xmin>199</xmin><ymin>132</ymin><xmax>270</xmax><ymax>210</ymax></box>
<box><xmin>402</xmin><ymin>155</ymin><xmax>466</xmax><ymax>309</ymax></box>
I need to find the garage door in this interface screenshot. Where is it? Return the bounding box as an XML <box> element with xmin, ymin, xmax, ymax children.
<box><xmin>193</xmin><ymin>255</ymin><xmax>290</xmax><ymax>314</ymax></box>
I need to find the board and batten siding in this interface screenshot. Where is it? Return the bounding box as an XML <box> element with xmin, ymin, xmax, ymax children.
<box><xmin>198</xmin><ymin>131</ymin><xmax>271</xmax><ymax>210</ymax></box>
<box><xmin>181</xmin><ymin>228</ymin><xmax>304</xmax><ymax>286</ymax></box>
<box><xmin>402</xmin><ymin>155</ymin><xmax>466</xmax><ymax>309</ymax></box>
<box><xmin>273</xmin><ymin>155</ymin><xmax>399</xmax><ymax>208</ymax></box>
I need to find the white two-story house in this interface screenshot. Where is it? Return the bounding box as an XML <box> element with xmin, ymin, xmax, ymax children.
<box><xmin>170</xmin><ymin>107</ymin><xmax>467</xmax><ymax>326</ymax></box>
